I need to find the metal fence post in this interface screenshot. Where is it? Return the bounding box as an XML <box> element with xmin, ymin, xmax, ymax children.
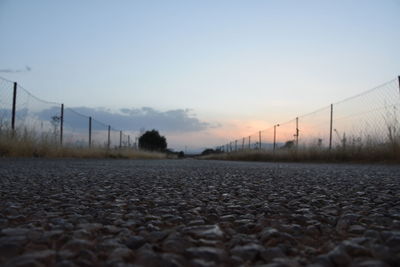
<box><xmin>398</xmin><ymin>75</ymin><xmax>400</xmax><ymax>94</ymax></box>
<box><xmin>248</xmin><ymin>136</ymin><xmax>251</xmax><ymax>150</ymax></box>
<box><xmin>242</xmin><ymin>137</ymin><xmax>245</xmax><ymax>150</ymax></box>
<box><xmin>107</xmin><ymin>125</ymin><xmax>111</xmax><ymax>149</ymax></box>
<box><xmin>128</xmin><ymin>135</ymin><xmax>130</xmax><ymax>147</ymax></box>
<box><xmin>88</xmin><ymin>117</ymin><xmax>92</xmax><ymax>148</ymax></box>
<box><xmin>273</xmin><ymin>125</ymin><xmax>277</xmax><ymax>152</ymax></box>
<box><xmin>235</xmin><ymin>140</ymin><xmax>237</xmax><ymax>151</ymax></box>
<box><xmin>329</xmin><ymin>104</ymin><xmax>333</xmax><ymax>150</ymax></box>
<box><xmin>60</xmin><ymin>104</ymin><xmax>64</xmax><ymax>145</ymax></box>
<box><xmin>11</xmin><ymin>82</ymin><xmax>17</xmax><ymax>132</ymax></box>
<box><xmin>119</xmin><ymin>131</ymin><xmax>122</xmax><ymax>148</ymax></box>
<box><xmin>295</xmin><ymin>117</ymin><xmax>299</xmax><ymax>147</ymax></box>
<box><xmin>259</xmin><ymin>131</ymin><xmax>261</xmax><ymax>150</ymax></box>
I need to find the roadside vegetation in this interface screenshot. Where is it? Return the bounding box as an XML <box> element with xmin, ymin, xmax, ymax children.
<box><xmin>200</xmin><ymin>145</ymin><xmax>400</xmax><ymax>163</ymax></box>
<box><xmin>200</xmin><ymin>131</ymin><xmax>400</xmax><ymax>163</ymax></box>
<box><xmin>201</xmin><ymin>110</ymin><xmax>400</xmax><ymax>163</ymax></box>
<box><xmin>0</xmin><ymin>126</ymin><xmax>167</xmax><ymax>159</ymax></box>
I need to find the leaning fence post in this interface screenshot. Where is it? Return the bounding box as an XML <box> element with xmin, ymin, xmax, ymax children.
<box><xmin>60</xmin><ymin>104</ymin><xmax>64</xmax><ymax>145</ymax></box>
<box><xmin>88</xmin><ymin>117</ymin><xmax>92</xmax><ymax>148</ymax></box>
<box><xmin>119</xmin><ymin>131</ymin><xmax>122</xmax><ymax>148</ymax></box>
<box><xmin>329</xmin><ymin>104</ymin><xmax>333</xmax><ymax>150</ymax></box>
<box><xmin>11</xmin><ymin>82</ymin><xmax>17</xmax><ymax>132</ymax></box>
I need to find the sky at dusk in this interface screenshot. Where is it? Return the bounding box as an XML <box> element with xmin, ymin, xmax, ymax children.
<box><xmin>0</xmin><ymin>0</ymin><xmax>399</xmax><ymax>152</ymax></box>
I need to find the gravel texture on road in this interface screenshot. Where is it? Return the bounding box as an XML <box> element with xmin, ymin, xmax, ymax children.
<box><xmin>0</xmin><ymin>159</ymin><xmax>399</xmax><ymax>267</ymax></box>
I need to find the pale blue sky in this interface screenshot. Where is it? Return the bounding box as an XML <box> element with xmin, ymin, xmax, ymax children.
<box><xmin>0</xmin><ymin>0</ymin><xmax>399</xmax><ymax>151</ymax></box>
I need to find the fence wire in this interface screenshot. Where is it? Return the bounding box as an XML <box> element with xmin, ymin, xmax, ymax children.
<box><xmin>21</xmin><ymin>86</ymin><xmax>61</xmax><ymax>139</ymax></box>
<box><xmin>0</xmin><ymin>77</ymin><xmax>136</xmax><ymax>149</ymax></box>
<box><xmin>298</xmin><ymin>106</ymin><xmax>332</xmax><ymax>148</ymax></box>
<box><xmin>332</xmin><ymin>80</ymin><xmax>400</xmax><ymax>147</ymax></box>
<box><xmin>0</xmin><ymin>78</ymin><xmax>14</xmax><ymax>131</ymax></box>
<box><xmin>222</xmin><ymin>77</ymin><xmax>400</xmax><ymax>153</ymax></box>
<box><xmin>62</xmin><ymin>108</ymin><xmax>89</xmax><ymax>147</ymax></box>
<box><xmin>2</xmin><ymin>76</ymin><xmax>399</xmax><ymax>153</ymax></box>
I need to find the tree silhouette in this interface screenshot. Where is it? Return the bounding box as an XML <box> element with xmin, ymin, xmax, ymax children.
<box><xmin>138</xmin><ymin>130</ymin><xmax>167</xmax><ymax>152</ymax></box>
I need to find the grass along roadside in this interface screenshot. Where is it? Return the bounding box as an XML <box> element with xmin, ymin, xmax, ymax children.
<box><xmin>200</xmin><ymin>142</ymin><xmax>400</xmax><ymax>163</ymax></box>
<box><xmin>203</xmin><ymin>118</ymin><xmax>400</xmax><ymax>163</ymax></box>
<box><xmin>0</xmin><ymin>129</ymin><xmax>166</xmax><ymax>159</ymax></box>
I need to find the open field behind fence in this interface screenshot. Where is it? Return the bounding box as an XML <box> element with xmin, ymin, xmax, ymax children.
<box><xmin>216</xmin><ymin>76</ymin><xmax>400</xmax><ymax>162</ymax></box>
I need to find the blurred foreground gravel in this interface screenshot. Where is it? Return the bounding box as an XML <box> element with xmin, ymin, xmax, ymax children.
<box><xmin>0</xmin><ymin>159</ymin><xmax>399</xmax><ymax>267</ymax></box>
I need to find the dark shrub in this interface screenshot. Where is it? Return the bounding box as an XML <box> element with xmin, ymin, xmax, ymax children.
<box><xmin>139</xmin><ymin>130</ymin><xmax>167</xmax><ymax>152</ymax></box>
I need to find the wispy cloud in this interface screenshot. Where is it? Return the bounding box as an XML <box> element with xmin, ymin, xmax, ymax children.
<box><xmin>0</xmin><ymin>66</ymin><xmax>32</xmax><ymax>73</ymax></box>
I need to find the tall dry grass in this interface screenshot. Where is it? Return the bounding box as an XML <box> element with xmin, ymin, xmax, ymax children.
<box><xmin>201</xmin><ymin>144</ymin><xmax>400</xmax><ymax>163</ymax></box>
<box><xmin>202</xmin><ymin>130</ymin><xmax>400</xmax><ymax>163</ymax></box>
<box><xmin>0</xmin><ymin>126</ymin><xmax>166</xmax><ymax>159</ymax></box>
<box><xmin>203</xmin><ymin>108</ymin><xmax>400</xmax><ymax>163</ymax></box>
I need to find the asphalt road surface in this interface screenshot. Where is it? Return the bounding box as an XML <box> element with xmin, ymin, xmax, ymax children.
<box><xmin>0</xmin><ymin>159</ymin><xmax>399</xmax><ymax>266</ymax></box>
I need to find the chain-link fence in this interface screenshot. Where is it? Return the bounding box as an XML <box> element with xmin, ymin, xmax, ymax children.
<box><xmin>2</xmin><ymin>76</ymin><xmax>399</xmax><ymax>154</ymax></box>
<box><xmin>0</xmin><ymin>79</ymin><xmax>15</xmax><ymax>133</ymax></box>
<box><xmin>219</xmin><ymin>77</ymin><xmax>400</xmax><ymax>154</ymax></box>
<box><xmin>0</xmin><ymin>77</ymin><xmax>138</xmax><ymax>149</ymax></box>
